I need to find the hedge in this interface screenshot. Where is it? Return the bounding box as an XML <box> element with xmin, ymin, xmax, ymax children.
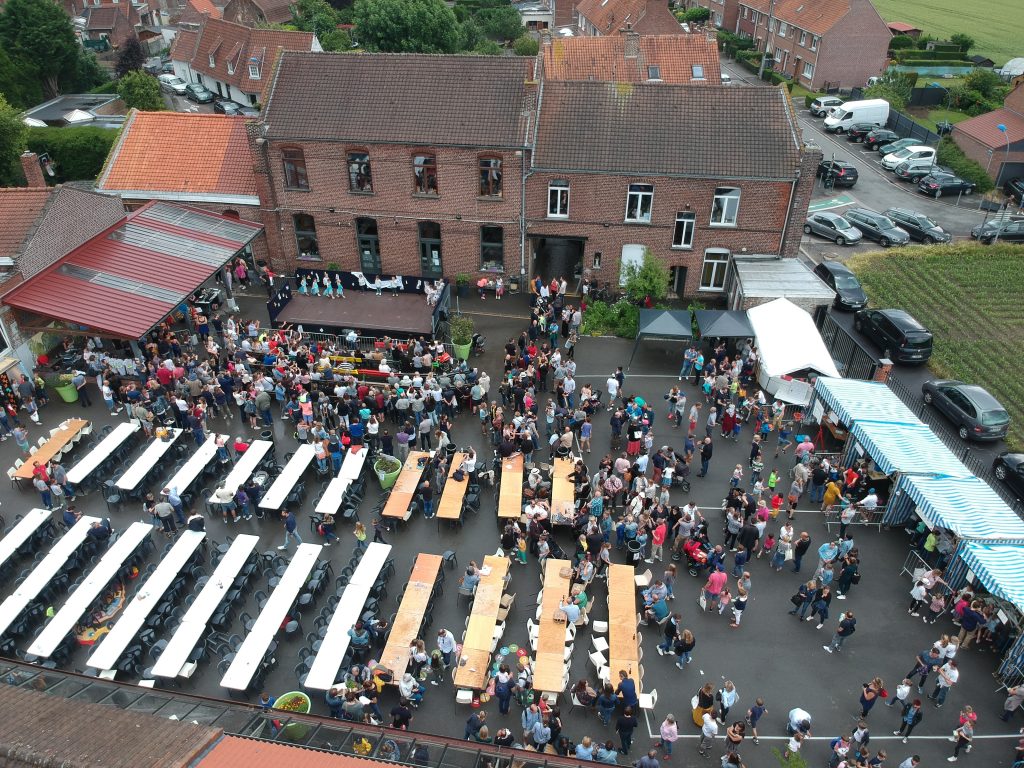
<box><xmin>900</xmin><ymin>59</ymin><xmax>973</xmax><ymax>68</ymax></box>
<box><xmin>894</xmin><ymin>49</ymin><xmax>968</xmax><ymax>62</ymax></box>
<box><xmin>936</xmin><ymin>137</ymin><xmax>994</xmax><ymax>194</ymax></box>
<box><xmin>25</xmin><ymin>126</ymin><xmax>119</xmax><ymax>183</ymax></box>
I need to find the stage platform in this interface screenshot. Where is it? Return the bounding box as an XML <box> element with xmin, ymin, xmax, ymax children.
<box><xmin>274</xmin><ymin>292</ymin><xmax>435</xmax><ymax>337</ymax></box>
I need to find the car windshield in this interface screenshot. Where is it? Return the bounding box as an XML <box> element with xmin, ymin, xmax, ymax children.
<box><xmin>919</xmin><ymin>216</ymin><xmax>938</xmax><ymax>228</ymax></box>
<box><xmin>834</xmin><ymin>216</ymin><xmax>853</xmax><ymax>229</ymax></box>
<box><xmin>833</xmin><ymin>275</ymin><xmax>860</xmax><ymax>289</ymax></box>
<box><xmin>981</xmin><ymin>409</ymin><xmax>1010</xmax><ymax>426</ymax></box>
<box><xmin>891</xmin><ymin>148</ymin><xmax>913</xmax><ymax>159</ymax></box>
<box><xmin>877</xmin><ymin>216</ymin><xmax>896</xmax><ymax>229</ymax></box>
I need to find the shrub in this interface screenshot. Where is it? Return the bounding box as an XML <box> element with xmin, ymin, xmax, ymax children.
<box><xmin>889</xmin><ymin>34</ymin><xmax>914</xmax><ymax>51</ymax></box>
<box><xmin>449</xmin><ymin>314</ymin><xmax>475</xmax><ymax>345</ymax></box>
<box><xmin>716</xmin><ymin>30</ymin><xmax>753</xmax><ymax>57</ymax></box>
<box><xmin>25</xmin><ymin>125</ymin><xmax>118</xmax><ymax>182</ymax></box>
<box><xmin>936</xmin><ymin>138</ymin><xmax>993</xmax><ymax>193</ymax></box>
<box><xmin>622</xmin><ymin>249</ymin><xmax>669</xmax><ymax>305</ymax></box>
<box><xmin>805</xmin><ymin>93</ymin><xmax>824</xmax><ymax>109</ymax></box>
<box><xmin>899</xmin><ymin>59</ymin><xmax>972</xmax><ymax>68</ymax></box>
<box><xmin>580</xmin><ymin>299</ymin><xmax>640</xmax><ymax>338</ymax></box>
<box><xmin>512</xmin><ymin>34</ymin><xmax>538</xmax><ymax>56</ymax></box>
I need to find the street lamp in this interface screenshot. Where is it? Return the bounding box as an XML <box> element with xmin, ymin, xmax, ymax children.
<box><xmin>994</xmin><ymin>124</ymin><xmax>1011</xmax><ymax>244</ymax></box>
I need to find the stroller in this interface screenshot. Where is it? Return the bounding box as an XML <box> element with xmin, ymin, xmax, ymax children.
<box><xmin>682</xmin><ymin>534</ymin><xmax>711</xmax><ymax>577</ymax></box>
<box><xmin>671</xmin><ymin>459</ymin><xmax>692</xmax><ymax>493</ymax></box>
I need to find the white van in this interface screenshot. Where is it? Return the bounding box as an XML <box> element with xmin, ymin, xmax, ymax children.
<box><xmin>823</xmin><ymin>98</ymin><xmax>890</xmax><ymax>134</ymax></box>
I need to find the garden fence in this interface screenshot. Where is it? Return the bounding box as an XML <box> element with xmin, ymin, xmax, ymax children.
<box><xmin>816</xmin><ymin>312</ymin><xmax>879</xmax><ymax>381</ymax></box>
<box><xmin>886</xmin><ymin>109</ymin><xmax>942</xmax><ymax>146</ymax></box>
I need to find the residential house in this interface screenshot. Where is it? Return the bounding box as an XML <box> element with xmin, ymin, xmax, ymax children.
<box><xmin>222</xmin><ymin>0</ymin><xmax>292</xmax><ymax>25</ymax></box>
<box><xmin>886</xmin><ymin>21</ymin><xmax>921</xmax><ymax>39</ymax></box>
<box><xmin>254</xmin><ymin>52</ymin><xmax>535</xmax><ymax>279</ymax></box>
<box><xmin>953</xmin><ymin>80</ymin><xmax>1024</xmax><ymax>186</ymax></box>
<box><xmin>170</xmin><ymin>18</ymin><xmax>319</xmax><ymax>106</ymax></box>
<box><xmin>575</xmin><ymin>0</ymin><xmax>682</xmax><ymax>37</ymax></box>
<box><xmin>735</xmin><ymin>0</ymin><xmax>891</xmax><ymax>90</ymax></box>
<box><xmin>0</xmin><ymin>154</ymin><xmax>125</xmax><ymax>371</ymax></box>
<box><xmin>541</xmin><ymin>28</ymin><xmax>721</xmax><ymax>83</ymax></box>
<box><xmin>173</xmin><ymin>0</ymin><xmax>223</xmax><ymax>28</ymax></box>
<box><xmin>95</xmin><ymin>110</ymin><xmax>269</xmax><ymax>263</ymax></box>
<box><xmin>681</xmin><ymin>0</ymin><xmax>737</xmax><ymax>31</ymax></box>
<box><xmin>525</xmin><ymin>81</ymin><xmax>818</xmax><ymax>296</ymax></box>
<box><xmin>20</xmin><ymin>94</ymin><xmax>126</xmax><ymax>129</ymax></box>
<box><xmin>83</xmin><ymin>4</ymin><xmax>139</xmax><ymax>48</ymax></box>
<box><xmin>514</xmin><ymin>0</ymin><xmax>553</xmax><ymax>32</ymax></box>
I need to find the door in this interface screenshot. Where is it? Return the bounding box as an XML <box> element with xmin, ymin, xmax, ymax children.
<box><xmin>619</xmin><ymin>244</ymin><xmax>645</xmax><ymax>287</ymax></box>
<box><xmin>670</xmin><ymin>266</ymin><xmax>688</xmax><ymax>296</ymax></box>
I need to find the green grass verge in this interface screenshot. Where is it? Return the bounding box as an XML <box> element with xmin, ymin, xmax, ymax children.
<box><xmin>848</xmin><ymin>243</ymin><xmax>1024</xmax><ymax>450</ymax></box>
<box><xmin>910</xmin><ymin>108</ymin><xmax>972</xmax><ymax>133</ymax></box>
<box><xmin>871</xmin><ymin>0</ymin><xmax>1023</xmax><ymax>66</ymax></box>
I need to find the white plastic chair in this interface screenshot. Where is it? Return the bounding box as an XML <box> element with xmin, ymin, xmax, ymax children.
<box><xmin>591</xmin><ymin>620</ymin><xmax>609</xmax><ymax>634</ymax></box>
<box><xmin>638</xmin><ymin>687</ymin><xmax>658</xmax><ymax>712</ymax></box>
<box><xmin>588</xmin><ymin>650</ymin><xmax>606</xmax><ymax>670</ymax></box>
<box><xmin>591</xmin><ymin>635</ymin><xmax>609</xmax><ymax>654</ymax></box>
<box><xmin>634</xmin><ymin>568</ymin><xmax>653</xmax><ymax>589</ymax></box>
<box><xmin>563</xmin><ymin>643</ymin><xmax>574</xmax><ymax>661</ymax></box>
<box><xmin>37</xmin><ymin>437</ymin><xmax>47</xmax><ymax>448</ymax></box>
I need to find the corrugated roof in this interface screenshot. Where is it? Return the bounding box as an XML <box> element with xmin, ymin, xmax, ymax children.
<box><xmin>739</xmin><ymin>0</ymin><xmax>850</xmax><ymax>36</ymax></box>
<box><xmin>97</xmin><ymin>110</ymin><xmax>258</xmax><ymax>200</ymax></box>
<box><xmin>543</xmin><ymin>33</ymin><xmax>721</xmax><ymax>83</ymax></box>
<box><xmin>262</xmin><ymin>52</ymin><xmax>534</xmax><ymax>147</ymax></box>
<box><xmin>533</xmin><ymin>81</ymin><xmax>801</xmax><ymax>178</ymax></box>
<box><xmin>0</xmin><ymin>684</ymin><xmax>221</xmax><ymax>768</ymax></box>
<box><xmin>200</xmin><ymin>735</ymin><xmax>395</xmax><ymax>768</ymax></box>
<box><xmin>0</xmin><ymin>188</ymin><xmax>52</xmax><ymax>259</ymax></box>
<box><xmin>575</xmin><ymin>0</ymin><xmax>682</xmax><ymax>36</ymax></box>
<box><xmin>1</xmin><ymin>201</ymin><xmax>263</xmax><ymax>338</ymax></box>
<box><xmin>954</xmin><ymin>108</ymin><xmax>1024</xmax><ymax>148</ymax></box>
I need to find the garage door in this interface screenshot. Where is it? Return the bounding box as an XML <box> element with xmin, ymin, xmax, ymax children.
<box><xmin>619</xmin><ymin>244</ymin><xmax>645</xmax><ymax>286</ymax></box>
<box><xmin>997</xmin><ymin>162</ymin><xmax>1024</xmax><ymax>189</ymax></box>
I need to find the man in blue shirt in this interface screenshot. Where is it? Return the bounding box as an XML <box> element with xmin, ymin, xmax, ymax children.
<box><xmin>277</xmin><ymin>509</ymin><xmax>302</xmax><ymax>550</ymax></box>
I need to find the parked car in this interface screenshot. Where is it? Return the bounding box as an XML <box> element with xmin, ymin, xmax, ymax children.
<box><xmin>917</xmin><ymin>171</ymin><xmax>976</xmax><ymax>198</ymax></box>
<box><xmin>720</xmin><ymin>73</ymin><xmax>732</xmax><ymax>84</ymax></box>
<box><xmin>1004</xmin><ymin>177</ymin><xmax>1024</xmax><ymax>202</ymax></box>
<box><xmin>813</xmin><ymin>260</ymin><xmax>867</xmax><ymax>310</ymax></box>
<box><xmin>922</xmin><ymin>379</ymin><xmax>1010</xmax><ymax>441</ymax></box>
<box><xmin>157</xmin><ymin>74</ymin><xmax>187</xmax><ymax>96</ymax></box>
<box><xmin>184</xmin><ymin>83</ymin><xmax>215</xmax><ymax>103</ymax></box>
<box><xmin>810</xmin><ymin>95</ymin><xmax>844</xmax><ymax>117</ymax></box>
<box><xmin>881</xmin><ymin>145</ymin><xmax>935</xmax><ymax>171</ymax></box>
<box><xmin>803</xmin><ymin>212</ymin><xmax>863</xmax><ymax>247</ymax></box>
<box><xmin>213</xmin><ymin>99</ymin><xmax>260</xmax><ymax>117</ymax></box>
<box><xmin>853</xmin><ymin>308</ymin><xmax>933</xmax><ymax>364</ymax></box>
<box><xmin>894</xmin><ymin>159</ymin><xmax>944</xmax><ymax>183</ymax></box>
<box><xmin>863</xmin><ymin>128</ymin><xmax>900</xmax><ymax>151</ymax></box>
<box><xmin>823</xmin><ymin>98</ymin><xmax>889</xmax><ymax>133</ymax></box>
<box><xmin>847</xmin><ymin>123</ymin><xmax>882</xmax><ymax>142</ymax></box>
<box><xmin>883</xmin><ymin>208</ymin><xmax>952</xmax><ymax>244</ymax></box>
<box><xmin>993</xmin><ymin>453</ymin><xmax>1024</xmax><ymax>497</ymax></box>
<box><xmin>815</xmin><ymin>159</ymin><xmax>859</xmax><ymax>187</ymax></box>
<box><xmin>970</xmin><ymin>217</ymin><xmax>1024</xmax><ymax>244</ymax></box>
<box><xmin>844</xmin><ymin>207</ymin><xmax>910</xmax><ymax>247</ymax></box>
<box><xmin>876</xmin><ymin>137</ymin><xmax>919</xmax><ymax>156</ymax></box>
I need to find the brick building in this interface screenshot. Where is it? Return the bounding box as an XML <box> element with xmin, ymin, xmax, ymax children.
<box><xmin>952</xmin><ymin>81</ymin><xmax>1024</xmax><ymax>187</ymax></box>
<box><xmin>574</xmin><ymin>0</ymin><xmax>682</xmax><ymax>37</ymax></box>
<box><xmin>681</xmin><ymin>0</ymin><xmax>737</xmax><ymax>31</ymax></box>
<box><xmin>222</xmin><ymin>0</ymin><xmax>293</xmax><ymax>25</ymax></box>
<box><xmin>735</xmin><ymin>0</ymin><xmax>890</xmax><ymax>90</ymax></box>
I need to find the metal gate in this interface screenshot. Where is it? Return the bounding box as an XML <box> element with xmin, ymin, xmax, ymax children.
<box><xmin>816</xmin><ymin>312</ymin><xmax>879</xmax><ymax>380</ymax></box>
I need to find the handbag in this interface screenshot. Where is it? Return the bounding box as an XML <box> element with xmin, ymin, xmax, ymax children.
<box><xmin>698</xmin><ymin>592</ymin><xmax>707</xmax><ymax>611</ymax></box>
<box><xmin>790</xmin><ymin>593</ymin><xmax>804</xmax><ymax>607</ymax></box>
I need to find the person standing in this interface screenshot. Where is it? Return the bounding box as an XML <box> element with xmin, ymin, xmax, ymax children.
<box><xmin>1001</xmin><ymin>685</ymin><xmax>1024</xmax><ymax>722</ymax></box>
<box><xmin>929</xmin><ymin>660</ymin><xmax>959</xmax><ymax>708</ymax></box>
<box><xmin>697</xmin><ymin>437</ymin><xmax>713</xmax><ymax>478</ymax></box>
<box><xmin>615</xmin><ymin>706</ymin><xmax>638</xmax><ymax>755</ymax></box>
<box><xmin>824</xmin><ymin>611</ymin><xmax>857</xmax><ymax>653</ymax></box>
<box><xmin>656</xmin><ymin>715</ymin><xmax>678</xmax><ymax>759</ymax></box>
<box><xmin>857</xmin><ymin>677</ymin><xmax>884</xmax><ymax>718</ymax></box>
<box><xmin>792</xmin><ymin>532</ymin><xmax>812</xmax><ymax>573</ymax></box>
<box><xmin>893</xmin><ymin>700</ymin><xmax>923</xmax><ymax>743</ymax></box>
<box><xmin>697</xmin><ymin>708</ymin><xmax>719</xmax><ymax>758</ymax></box>
<box><xmin>746</xmin><ymin>697</ymin><xmax>766</xmax><ymax>745</ymax></box>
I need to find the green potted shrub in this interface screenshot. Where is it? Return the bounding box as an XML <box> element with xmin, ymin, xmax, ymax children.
<box><xmin>46</xmin><ymin>373</ymin><xmax>79</xmax><ymax>403</ymax></box>
<box><xmin>455</xmin><ymin>273</ymin><xmax>471</xmax><ymax>298</ymax></box>
<box><xmin>272</xmin><ymin>691</ymin><xmax>312</xmax><ymax>741</ymax></box>
<box><xmin>374</xmin><ymin>454</ymin><xmax>402</xmax><ymax>489</ymax></box>
<box><xmin>450</xmin><ymin>315</ymin><xmax>475</xmax><ymax>360</ymax></box>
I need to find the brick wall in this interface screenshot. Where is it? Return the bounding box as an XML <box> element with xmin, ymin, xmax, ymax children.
<box><xmin>525</xmin><ymin>171</ymin><xmax>795</xmax><ymax>295</ymax></box>
<box><xmin>257</xmin><ymin>138</ymin><xmax>526</xmax><ymax>278</ymax></box>
<box><xmin>815</xmin><ymin>0</ymin><xmax>890</xmax><ymax>89</ymax></box>
<box><xmin>953</xmin><ymin>130</ymin><xmax>1024</xmax><ymax>182</ymax></box>
<box><xmin>781</xmin><ymin>143</ymin><xmax>823</xmax><ymax>257</ymax></box>
<box><xmin>1004</xmin><ymin>83</ymin><xmax>1024</xmax><ymax>116</ymax></box>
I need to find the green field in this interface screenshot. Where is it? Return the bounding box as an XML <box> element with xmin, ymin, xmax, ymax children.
<box><xmin>849</xmin><ymin>243</ymin><xmax>1024</xmax><ymax>450</ymax></box>
<box><xmin>872</xmin><ymin>0</ymin><xmax>1024</xmax><ymax>66</ymax></box>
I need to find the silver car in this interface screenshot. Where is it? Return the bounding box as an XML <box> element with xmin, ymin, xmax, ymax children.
<box><xmin>802</xmin><ymin>211</ymin><xmax>864</xmax><ymax>246</ymax></box>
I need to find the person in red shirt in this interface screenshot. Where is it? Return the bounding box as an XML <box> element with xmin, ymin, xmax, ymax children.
<box><xmin>31</xmin><ymin>461</ymin><xmax>50</xmax><ymax>484</ymax></box>
<box><xmin>703</xmin><ymin>568</ymin><xmax>728</xmax><ymax>611</ymax></box>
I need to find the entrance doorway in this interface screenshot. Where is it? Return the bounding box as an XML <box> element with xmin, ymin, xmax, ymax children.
<box><xmin>531</xmin><ymin>236</ymin><xmax>583</xmax><ymax>290</ymax></box>
<box><xmin>669</xmin><ymin>266</ymin><xmax>688</xmax><ymax>297</ymax></box>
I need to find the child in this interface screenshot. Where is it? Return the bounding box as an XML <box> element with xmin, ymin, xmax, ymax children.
<box><xmin>745</xmin><ymin>698</ymin><xmax>766</xmax><ymax>745</ymax></box>
<box><xmin>924</xmin><ymin>592</ymin><xmax>945</xmax><ymax>625</ymax></box>
<box><xmin>886</xmin><ymin>678</ymin><xmax>912</xmax><ymax>711</ymax></box>
<box><xmin>730</xmin><ymin>464</ymin><xmax>744</xmax><ymax>488</ymax></box>
<box><xmin>717</xmin><ymin>587</ymin><xmax>732</xmax><ymax>616</ymax></box>
<box><xmin>663</xmin><ymin>564</ymin><xmax>677</xmax><ymax>600</ymax></box>
<box><xmin>784</xmin><ymin>732</ymin><xmax>803</xmax><ymax>759</ymax></box>
<box><xmin>353</xmin><ymin>521</ymin><xmax>368</xmax><ymax>550</ymax></box>
<box><xmin>767</xmin><ymin>468</ymin><xmax>779</xmax><ymax>494</ymax></box>
<box><xmin>759</xmin><ymin>531</ymin><xmax>775</xmax><ymax>559</ymax></box>
<box><xmin>752</xmin><ymin>477</ymin><xmax>765</xmax><ymax>498</ymax></box>
<box><xmin>515</xmin><ymin>533</ymin><xmax>529</xmax><ymax>565</ymax></box>
<box><xmin>770</xmin><ymin>492</ymin><xmax>784</xmax><ymax>519</ymax></box>
<box><xmin>615</xmin><ymin>517</ymin><xmax>626</xmax><ymax>550</ymax></box>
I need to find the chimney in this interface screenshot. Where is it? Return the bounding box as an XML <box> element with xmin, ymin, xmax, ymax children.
<box><xmin>20</xmin><ymin>152</ymin><xmax>46</xmax><ymax>189</ymax></box>
<box><xmin>623</xmin><ymin>26</ymin><xmax>639</xmax><ymax>58</ymax></box>
<box><xmin>872</xmin><ymin>358</ymin><xmax>893</xmax><ymax>383</ymax></box>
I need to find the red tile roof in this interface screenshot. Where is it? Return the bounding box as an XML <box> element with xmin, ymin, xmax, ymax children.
<box><xmin>0</xmin><ymin>188</ymin><xmax>52</xmax><ymax>259</ymax></box>
<box><xmin>250</xmin><ymin>0</ymin><xmax>293</xmax><ymax>23</ymax></box>
<box><xmin>97</xmin><ymin>110</ymin><xmax>259</xmax><ymax>201</ymax></box>
<box><xmin>738</xmin><ymin>0</ymin><xmax>850</xmax><ymax>36</ymax></box>
<box><xmin>887</xmin><ymin>21</ymin><xmax>920</xmax><ymax>32</ymax></box>
<box><xmin>2</xmin><ymin>201</ymin><xmax>263</xmax><ymax>338</ymax></box>
<box><xmin>170</xmin><ymin>28</ymin><xmax>200</xmax><ymax>59</ymax></box>
<box><xmin>543</xmin><ymin>32</ymin><xmax>720</xmax><ymax>82</ymax></box>
<box><xmin>200</xmin><ymin>736</ymin><xmax>392</xmax><ymax>768</ymax></box>
<box><xmin>575</xmin><ymin>0</ymin><xmax>682</xmax><ymax>36</ymax></box>
<box><xmin>190</xmin><ymin>0</ymin><xmax>222</xmax><ymax>18</ymax></box>
<box><xmin>954</xmin><ymin>108</ymin><xmax>1024</xmax><ymax>148</ymax></box>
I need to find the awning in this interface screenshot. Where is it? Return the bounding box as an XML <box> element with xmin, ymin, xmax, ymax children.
<box><xmin>746</xmin><ymin>298</ymin><xmax>840</xmax><ymax>379</ymax></box>
<box><xmin>694</xmin><ymin>309</ymin><xmax>753</xmax><ymax>339</ymax></box>
<box><xmin>894</xmin><ymin>475</ymin><xmax>1024</xmax><ymax>540</ymax></box>
<box><xmin>1</xmin><ymin>201</ymin><xmax>262</xmax><ymax>339</ymax></box>
<box><xmin>945</xmin><ymin>541</ymin><xmax>1024</xmax><ymax>614</ymax></box>
<box><xmin>849</xmin><ymin>419</ymin><xmax>970</xmax><ymax>478</ymax></box>
<box><xmin>627</xmin><ymin>309</ymin><xmax>692</xmax><ymax>370</ymax></box>
<box><xmin>814</xmin><ymin>377</ymin><xmax>920</xmax><ymax>427</ymax></box>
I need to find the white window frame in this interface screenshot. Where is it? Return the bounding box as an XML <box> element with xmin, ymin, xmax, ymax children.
<box><xmin>227</xmin><ymin>60</ymin><xmax>235</xmax><ymax>75</ymax></box>
<box><xmin>548</xmin><ymin>181</ymin><xmax>569</xmax><ymax>218</ymax></box>
<box><xmin>249</xmin><ymin>62</ymin><xmax>261</xmax><ymax>79</ymax></box>
<box><xmin>208</xmin><ymin>54</ymin><xmax>215</xmax><ymax>67</ymax></box>
<box><xmin>799</xmin><ymin>30</ymin><xmax>807</xmax><ymax>46</ymax></box>
<box><xmin>802</xmin><ymin>61</ymin><xmax>814</xmax><ymax>79</ymax></box>
<box><xmin>691</xmin><ymin>64</ymin><xmax>705</xmax><ymax>80</ymax></box>
<box><xmin>624</xmin><ymin>183</ymin><xmax>653</xmax><ymax>223</ymax></box>
<box><xmin>777</xmin><ymin>21</ymin><xmax>788</xmax><ymax>37</ymax></box>
<box><xmin>810</xmin><ymin>35</ymin><xmax>819</xmax><ymax>51</ymax></box>
<box><xmin>699</xmin><ymin>249</ymin><xmax>730</xmax><ymax>292</ymax></box>
<box><xmin>672</xmin><ymin>211</ymin><xmax>695</xmax><ymax>249</ymax></box>
<box><xmin>710</xmin><ymin>187</ymin><xmax>740</xmax><ymax>227</ymax></box>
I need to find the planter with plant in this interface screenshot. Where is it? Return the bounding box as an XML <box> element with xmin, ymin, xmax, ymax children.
<box><xmin>45</xmin><ymin>373</ymin><xmax>79</xmax><ymax>403</ymax></box>
<box><xmin>271</xmin><ymin>691</ymin><xmax>312</xmax><ymax>741</ymax></box>
<box><xmin>455</xmin><ymin>273</ymin><xmax>471</xmax><ymax>298</ymax></box>
<box><xmin>374</xmin><ymin>455</ymin><xmax>402</xmax><ymax>489</ymax></box>
<box><xmin>450</xmin><ymin>315</ymin><xmax>475</xmax><ymax>360</ymax></box>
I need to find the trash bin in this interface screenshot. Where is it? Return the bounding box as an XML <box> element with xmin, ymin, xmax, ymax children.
<box><xmin>555</xmin><ymin>446</ymin><xmax>571</xmax><ymax>459</ymax></box>
<box><xmin>626</xmin><ymin>540</ymin><xmax>643</xmax><ymax>565</ymax></box>
<box><xmin>193</xmin><ymin>287</ymin><xmax>222</xmax><ymax>317</ymax></box>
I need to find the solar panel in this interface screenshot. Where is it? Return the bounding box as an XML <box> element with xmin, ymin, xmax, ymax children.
<box><xmin>59</xmin><ymin>264</ymin><xmax>183</xmax><ymax>304</ymax></box>
<box><xmin>140</xmin><ymin>203</ymin><xmax>258</xmax><ymax>243</ymax></box>
<box><xmin>109</xmin><ymin>223</ymin><xmax>232</xmax><ymax>267</ymax></box>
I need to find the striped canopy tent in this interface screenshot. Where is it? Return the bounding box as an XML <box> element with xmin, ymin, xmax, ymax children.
<box><xmin>847</xmin><ymin>419</ymin><xmax>970</xmax><ymax>478</ymax></box>
<box><xmin>883</xmin><ymin>474</ymin><xmax>1024</xmax><ymax>538</ymax></box>
<box><xmin>813</xmin><ymin>377</ymin><xmax>920</xmax><ymax>427</ymax></box>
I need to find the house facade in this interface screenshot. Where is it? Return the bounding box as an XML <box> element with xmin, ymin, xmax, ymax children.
<box><xmin>735</xmin><ymin>0</ymin><xmax>890</xmax><ymax>90</ymax></box>
<box><xmin>682</xmin><ymin>0</ymin><xmax>737</xmax><ymax>31</ymax></box>
<box><xmin>953</xmin><ymin>82</ymin><xmax>1024</xmax><ymax>186</ymax></box>
<box><xmin>574</xmin><ymin>0</ymin><xmax>682</xmax><ymax>37</ymax></box>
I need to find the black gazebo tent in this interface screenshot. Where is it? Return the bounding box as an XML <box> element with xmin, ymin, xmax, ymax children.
<box><xmin>627</xmin><ymin>309</ymin><xmax>692</xmax><ymax>369</ymax></box>
<box><xmin>694</xmin><ymin>309</ymin><xmax>754</xmax><ymax>339</ymax></box>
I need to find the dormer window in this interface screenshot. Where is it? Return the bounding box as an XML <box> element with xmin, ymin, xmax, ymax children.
<box><xmin>249</xmin><ymin>62</ymin><xmax>260</xmax><ymax>79</ymax></box>
<box><xmin>227</xmin><ymin>60</ymin><xmax>235</xmax><ymax>74</ymax></box>
<box><xmin>209</xmin><ymin>54</ymin><xmax>215</xmax><ymax>67</ymax></box>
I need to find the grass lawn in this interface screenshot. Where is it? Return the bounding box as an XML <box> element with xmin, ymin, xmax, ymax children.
<box><xmin>872</xmin><ymin>0</ymin><xmax>1024</xmax><ymax>66</ymax></box>
<box><xmin>848</xmin><ymin>243</ymin><xmax>1024</xmax><ymax>450</ymax></box>
<box><xmin>907</xmin><ymin>107</ymin><xmax>972</xmax><ymax>132</ymax></box>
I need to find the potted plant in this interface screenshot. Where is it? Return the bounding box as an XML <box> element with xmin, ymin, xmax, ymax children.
<box><xmin>46</xmin><ymin>373</ymin><xmax>79</xmax><ymax>403</ymax></box>
<box><xmin>450</xmin><ymin>315</ymin><xmax>475</xmax><ymax>360</ymax></box>
<box><xmin>373</xmin><ymin>454</ymin><xmax>402</xmax><ymax>489</ymax></box>
<box><xmin>455</xmin><ymin>273</ymin><xmax>471</xmax><ymax>298</ymax></box>
<box><xmin>272</xmin><ymin>690</ymin><xmax>312</xmax><ymax>741</ymax></box>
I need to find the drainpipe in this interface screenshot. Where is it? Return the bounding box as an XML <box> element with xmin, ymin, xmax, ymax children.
<box><xmin>778</xmin><ymin>168</ymin><xmax>800</xmax><ymax>256</ymax></box>
<box><xmin>520</xmin><ymin>150</ymin><xmax>529</xmax><ymax>281</ymax></box>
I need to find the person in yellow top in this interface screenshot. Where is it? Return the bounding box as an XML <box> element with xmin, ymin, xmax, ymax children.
<box><xmin>821</xmin><ymin>478</ymin><xmax>843</xmax><ymax>511</ymax></box>
<box><xmin>353</xmin><ymin>521</ymin><xmax>368</xmax><ymax>551</ymax></box>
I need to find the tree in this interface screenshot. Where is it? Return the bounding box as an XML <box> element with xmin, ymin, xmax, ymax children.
<box><xmin>888</xmin><ymin>34</ymin><xmax>914</xmax><ymax>50</ymax></box>
<box><xmin>864</xmin><ymin>77</ymin><xmax>910</xmax><ymax>112</ymax></box>
<box><xmin>0</xmin><ymin>94</ymin><xmax>27</xmax><ymax>186</ymax></box>
<box><xmin>472</xmin><ymin>39</ymin><xmax>502</xmax><ymax>55</ymax></box>
<box><xmin>118</xmin><ymin>70</ymin><xmax>164</xmax><ymax>111</ymax></box>
<box><xmin>477</xmin><ymin>4</ymin><xmax>523</xmax><ymax>41</ymax></box>
<box><xmin>0</xmin><ymin>46</ymin><xmax>43</xmax><ymax>108</ymax></box>
<box><xmin>353</xmin><ymin>0</ymin><xmax>461</xmax><ymax>53</ymax></box>
<box><xmin>115</xmin><ymin>36</ymin><xmax>147</xmax><ymax>78</ymax></box>
<box><xmin>950</xmin><ymin>33</ymin><xmax>974</xmax><ymax>53</ymax></box>
<box><xmin>683</xmin><ymin>6</ymin><xmax>710</xmax><ymax>23</ymax></box>
<box><xmin>0</xmin><ymin>0</ymin><xmax>81</xmax><ymax>98</ymax></box>
<box><xmin>963</xmin><ymin>68</ymin><xmax>1003</xmax><ymax>98</ymax></box>
<box><xmin>69</xmin><ymin>49</ymin><xmax>110</xmax><ymax>93</ymax></box>
<box><xmin>292</xmin><ymin>0</ymin><xmax>352</xmax><ymax>50</ymax></box>
<box><xmin>623</xmin><ymin>249</ymin><xmax>670</xmax><ymax>305</ymax></box>
<box><xmin>513</xmin><ymin>34</ymin><xmax>539</xmax><ymax>56</ymax></box>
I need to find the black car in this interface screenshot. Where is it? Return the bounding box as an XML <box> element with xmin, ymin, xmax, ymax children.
<box><xmin>970</xmin><ymin>217</ymin><xmax>1024</xmax><ymax>244</ymax></box>
<box><xmin>917</xmin><ymin>172</ymin><xmax>976</xmax><ymax>198</ymax></box>
<box><xmin>813</xmin><ymin>260</ymin><xmax>867</xmax><ymax>310</ymax></box>
<box><xmin>213</xmin><ymin>99</ymin><xmax>260</xmax><ymax>117</ymax></box>
<box><xmin>863</xmin><ymin>129</ymin><xmax>900</xmax><ymax>151</ymax></box>
<box><xmin>844</xmin><ymin>207</ymin><xmax>910</xmax><ymax>247</ymax></box>
<box><xmin>853</xmin><ymin>308</ymin><xmax>933</xmax><ymax>364</ymax></box>
<box><xmin>184</xmin><ymin>83</ymin><xmax>215</xmax><ymax>104</ymax></box>
<box><xmin>883</xmin><ymin>208</ymin><xmax>952</xmax><ymax>244</ymax></box>
<box><xmin>846</xmin><ymin>122</ymin><xmax>882</xmax><ymax>142</ymax></box>
<box><xmin>993</xmin><ymin>453</ymin><xmax>1024</xmax><ymax>498</ymax></box>
<box><xmin>1004</xmin><ymin>177</ymin><xmax>1024</xmax><ymax>202</ymax></box>
<box><xmin>816</xmin><ymin>160</ymin><xmax>859</xmax><ymax>188</ymax></box>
